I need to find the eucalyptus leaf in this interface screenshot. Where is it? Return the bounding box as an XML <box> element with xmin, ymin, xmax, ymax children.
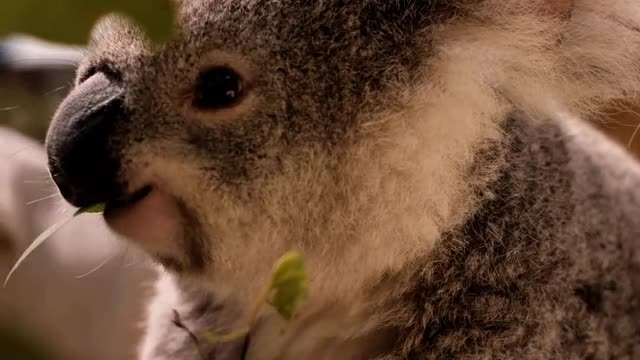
<box><xmin>199</xmin><ymin>252</ymin><xmax>309</xmax><ymax>347</ymax></box>
<box><xmin>0</xmin><ymin>0</ymin><xmax>175</xmax><ymax>45</ymax></box>
<box><xmin>75</xmin><ymin>202</ymin><xmax>106</xmax><ymax>215</ymax></box>
<box><xmin>269</xmin><ymin>252</ymin><xmax>309</xmax><ymax>321</ymax></box>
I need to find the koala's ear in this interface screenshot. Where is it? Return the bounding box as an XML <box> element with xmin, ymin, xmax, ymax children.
<box><xmin>538</xmin><ymin>0</ymin><xmax>574</xmax><ymax>17</ymax></box>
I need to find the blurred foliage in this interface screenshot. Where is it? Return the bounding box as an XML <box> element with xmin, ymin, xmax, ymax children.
<box><xmin>0</xmin><ymin>0</ymin><xmax>175</xmax><ymax>45</ymax></box>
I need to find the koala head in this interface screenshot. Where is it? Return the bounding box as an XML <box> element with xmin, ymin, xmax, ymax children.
<box><xmin>45</xmin><ymin>0</ymin><xmax>640</xmax><ymax>299</ymax></box>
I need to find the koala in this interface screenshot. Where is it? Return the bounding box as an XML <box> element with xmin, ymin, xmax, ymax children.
<box><xmin>44</xmin><ymin>0</ymin><xmax>640</xmax><ymax>359</ymax></box>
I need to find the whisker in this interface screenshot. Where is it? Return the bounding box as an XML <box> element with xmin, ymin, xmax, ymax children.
<box><xmin>75</xmin><ymin>234</ymin><xmax>130</xmax><ymax>279</ymax></box>
<box><xmin>23</xmin><ymin>180</ymin><xmax>54</xmax><ymax>184</ymax></box>
<box><xmin>25</xmin><ymin>174</ymin><xmax>55</xmax><ymax>180</ymax></box>
<box><xmin>614</xmin><ymin>108</ymin><xmax>640</xmax><ymax>149</ymax></box>
<box><xmin>122</xmin><ymin>259</ymin><xmax>150</xmax><ymax>268</ymax></box>
<box><xmin>119</xmin><ymin>245</ymin><xmax>130</xmax><ymax>261</ymax></box>
<box><xmin>628</xmin><ymin>121</ymin><xmax>640</xmax><ymax>149</ymax></box>
<box><xmin>119</xmin><ymin>253</ymin><xmax>150</xmax><ymax>269</ymax></box>
<box><xmin>44</xmin><ymin>85</ymin><xmax>69</xmax><ymax>95</ymax></box>
<box><xmin>26</xmin><ymin>193</ymin><xmax>61</xmax><ymax>206</ymax></box>
<box><xmin>5</xmin><ymin>58</ymin><xmax>80</xmax><ymax>66</ymax></box>
<box><xmin>119</xmin><ymin>246</ymin><xmax>154</xmax><ymax>269</ymax></box>
<box><xmin>55</xmin><ymin>203</ymin><xmax>71</xmax><ymax>215</ymax></box>
<box><xmin>75</xmin><ymin>252</ymin><xmax>118</xmax><ymax>279</ymax></box>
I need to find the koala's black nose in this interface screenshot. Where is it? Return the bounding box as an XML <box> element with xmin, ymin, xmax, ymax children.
<box><xmin>46</xmin><ymin>72</ymin><xmax>125</xmax><ymax>208</ymax></box>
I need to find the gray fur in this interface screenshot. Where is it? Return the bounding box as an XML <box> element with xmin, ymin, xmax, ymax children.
<box><xmin>142</xmin><ymin>114</ymin><xmax>640</xmax><ymax>359</ymax></box>
<box><xmin>45</xmin><ymin>0</ymin><xmax>640</xmax><ymax>359</ymax></box>
<box><xmin>379</xmin><ymin>114</ymin><xmax>640</xmax><ymax>359</ymax></box>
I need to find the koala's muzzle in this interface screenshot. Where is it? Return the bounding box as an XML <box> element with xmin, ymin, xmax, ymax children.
<box><xmin>46</xmin><ymin>73</ymin><xmax>125</xmax><ymax>208</ymax></box>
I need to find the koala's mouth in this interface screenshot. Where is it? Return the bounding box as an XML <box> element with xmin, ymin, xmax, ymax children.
<box><xmin>104</xmin><ymin>185</ymin><xmax>153</xmax><ymax>214</ymax></box>
<box><xmin>102</xmin><ymin>184</ymin><xmax>184</xmax><ymax>257</ymax></box>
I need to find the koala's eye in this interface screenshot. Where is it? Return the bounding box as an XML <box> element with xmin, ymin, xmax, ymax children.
<box><xmin>192</xmin><ymin>66</ymin><xmax>245</xmax><ymax>110</ymax></box>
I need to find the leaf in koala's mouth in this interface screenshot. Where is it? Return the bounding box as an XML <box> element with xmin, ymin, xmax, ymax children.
<box><xmin>3</xmin><ymin>203</ymin><xmax>105</xmax><ymax>287</ymax></box>
<box><xmin>75</xmin><ymin>202</ymin><xmax>106</xmax><ymax>215</ymax></box>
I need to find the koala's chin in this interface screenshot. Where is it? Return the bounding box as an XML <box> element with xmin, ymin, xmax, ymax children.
<box><xmin>104</xmin><ymin>187</ymin><xmax>185</xmax><ymax>264</ymax></box>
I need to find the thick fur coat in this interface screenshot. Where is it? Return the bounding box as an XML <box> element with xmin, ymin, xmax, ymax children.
<box><xmin>44</xmin><ymin>0</ymin><xmax>640</xmax><ymax>359</ymax></box>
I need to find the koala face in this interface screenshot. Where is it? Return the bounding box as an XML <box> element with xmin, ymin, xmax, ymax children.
<box><xmin>46</xmin><ymin>1</ymin><xmax>465</xmax><ymax>284</ymax></box>
<box><xmin>45</xmin><ymin>0</ymin><xmax>640</xmax><ymax>299</ymax></box>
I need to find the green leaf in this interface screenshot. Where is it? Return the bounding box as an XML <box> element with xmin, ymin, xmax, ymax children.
<box><xmin>75</xmin><ymin>203</ymin><xmax>106</xmax><ymax>215</ymax></box>
<box><xmin>197</xmin><ymin>252</ymin><xmax>309</xmax><ymax>349</ymax></box>
<box><xmin>0</xmin><ymin>0</ymin><xmax>175</xmax><ymax>45</ymax></box>
<box><xmin>269</xmin><ymin>252</ymin><xmax>309</xmax><ymax>321</ymax></box>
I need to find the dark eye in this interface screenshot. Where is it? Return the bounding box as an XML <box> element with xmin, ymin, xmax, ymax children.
<box><xmin>192</xmin><ymin>66</ymin><xmax>245</xmax><ymax>110</ymax></box>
